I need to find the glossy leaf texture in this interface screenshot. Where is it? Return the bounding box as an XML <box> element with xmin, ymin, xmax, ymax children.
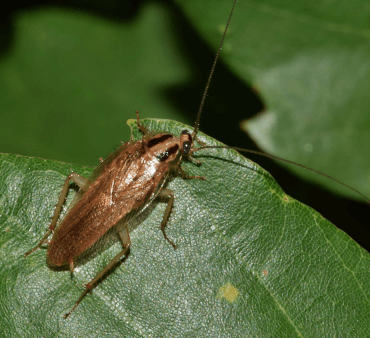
<box><xmin>1</xmin><ymin>119</ymin><xmax>369</xmax><ymax>337</ymax></box>
<box><xmin>176</xmin><ymin>0</ymin><xmax>370</xmax><ymax>199</ymax></box>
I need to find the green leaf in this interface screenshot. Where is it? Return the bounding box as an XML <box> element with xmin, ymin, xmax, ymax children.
<box><xmin>176</xmin><ymin>0</ymin><xmax>370</xmax><ymax>199</ymax></box>
<box><xmin>1</xmin><ymin>119</ymin><xmax>370</xmax><ymax>337</ymax></box>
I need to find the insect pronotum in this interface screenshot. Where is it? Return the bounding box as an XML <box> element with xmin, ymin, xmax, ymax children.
<box><xmin>24</xmin><ymin>0</ymin><xmax>369</xmax><ymax>319</ymax></box>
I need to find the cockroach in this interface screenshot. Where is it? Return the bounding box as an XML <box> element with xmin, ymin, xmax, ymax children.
<box><xmin>24</xmin><ymin>0</ymin><xmax>369</xmax><ymax>319</ymax></box>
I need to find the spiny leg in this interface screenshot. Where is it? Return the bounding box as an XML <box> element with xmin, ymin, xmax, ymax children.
<box><xmin>189</xmin><ymin>156</ymin><xmax>202</xmax><ymax>166</ymax></box>
<box><xmin>158</xmin><ymin>167</ymin><xmax>205</xmax><ymax>250</ymax></box>
<box><xmin>178</xmin><ymin>167</ymin><xmax>206</xmax><ymax>181</ymax></box>
<box><xmin>24</xmin><ymin>173</ymin><xmax>89</xmax><ymax>257</ymax></box>
<box><xmin>184</xmin><ymin>150</ymin><xmax>204</xmax><ymax>166</ymax></box>
<box><xmin>64</xmin><ymin>225</ymin><xmax>131</xmax><ymax>319</ymax></box>
<box><xmin>135</xmin><ymin>110</ymin><xmax>149</xmax><ymax>136</ymax></box>
<box><xmin>161</xmin><ymin>168</ymin><xmax>205</xmax><ymax>247</ymax></box>
<box><xmin>157</xmin><ymin>188</ymin><xmax>177</xmax><ymax>250</ymax></box>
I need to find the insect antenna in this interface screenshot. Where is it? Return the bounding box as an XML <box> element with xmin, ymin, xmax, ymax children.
<box><xmin>194</xmin><ymin>145</ymin><xmax>370</xmax><ymax>204</ymax></box>
<box><xmin>189</xmin><ymin>0</ymin><xmax>369</xmax><ymax>205</ymax></box>
<box><xmin>192</xmin><ymin>0</ymin><xmax>238</xmax><ymax>139</ymax></box>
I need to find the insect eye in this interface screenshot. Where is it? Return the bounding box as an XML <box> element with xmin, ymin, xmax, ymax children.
<box><xmin>180</xmin><ymin>130</ymin><xmax>192</xmax><ymax>154</ymax></box>
<box><xmin>183</xmin><ymin>141</ymin><xmax>191</xmax><ymax>154</ymax></box>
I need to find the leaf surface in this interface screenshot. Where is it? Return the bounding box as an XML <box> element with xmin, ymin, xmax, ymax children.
<box><xmin>1</xmin><ymin>119</ymin><xmax>369</xmax><ymax>337</ymax></box>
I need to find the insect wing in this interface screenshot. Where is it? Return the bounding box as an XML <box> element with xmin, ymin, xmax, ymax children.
<box><xmin>47</xmin><ymin>140</ymin><xmax>166</xmax><ymax>266</ymax></box>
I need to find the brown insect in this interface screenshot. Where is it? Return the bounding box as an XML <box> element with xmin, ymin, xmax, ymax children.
<box><xmin>24</xmin><ymin>0</ymin><xmax>238</xmax><ymax>318</ymax></box>
<box><xmin>25</xmin><ymin>110</ymin><xmax>207</xmax><ymax>317</ymax></box>
<box><xmin>24</xmin><ymin>0</ymin><xmax>369</xmax><ymax>319</ymax></box>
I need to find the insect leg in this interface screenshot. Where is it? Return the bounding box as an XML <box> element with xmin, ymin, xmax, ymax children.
<box><xmin>64</xmin><ymin>225</ymin><xmax>131</xmax><ymax>319</ymax></box>
<box><xmin>24</xmin><ymin>173</ymin><xmax>89</xmax><ymax>257</ymax></box>
<box><xmin>188</xmin><ymin>156</ymin><xmax>203</xmax><ymax>166</ymax></box>
<box><xmin>157</xmin><ymin>188</ymin><xmax>178</xmax><ymax>250</ymax></box>
<box><xmin>135</xmin><ymin>110</ymin><xmax>149</xmax><ymax>136</ymax></box>
<box><xmin>178</xmin><ymin>167</ymin><xmax>206</xmax><ymax>181</ymax></box>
